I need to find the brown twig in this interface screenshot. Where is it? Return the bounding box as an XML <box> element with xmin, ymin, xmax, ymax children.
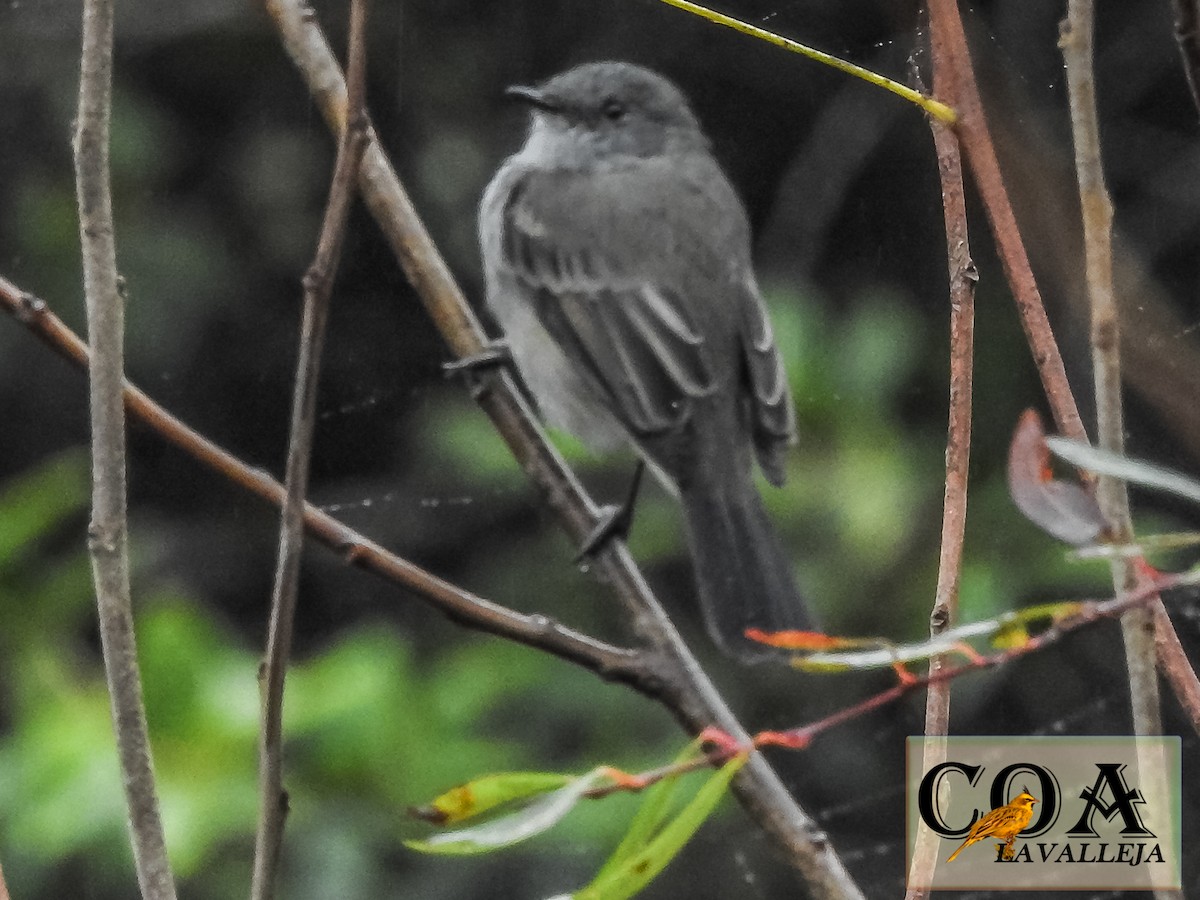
<box><xmin>260</xmin><ymin>3</ymin><xmax>861</xmax><ymax>896</ymax></box>
<box><xmin>0</xmin><ymin>860</ymin><xmax>10</xmax><ymax>900</ymax></box>
<box><xmin>250</xmin><ymin>1</ymin><xmax>371</xmax><ymax>896</ymax></box>
<box><xmin>904</xmin><ymin>104</ymin><xmax>976</xmax><ymax>900</ymax></box>
<box><xmin>758</xmin><ymin>569</ymin><xmax>1193</xmax><ymax>753</ymax></box>
<box><xmin>1173</xmin><ymin>0</ymin><xmax>1200</xmax><ymax>119</ymax></box>
<box><xmin>0</xmin><ymin>275</ymin><xmax>645</xmax><ymax>683</ymax></box>
<box><xmin>72</xmin><ymin>0</ymin><xmax>177</xmax><ymax>897</ymax></box>
<box><xmin>925</xmin><ymin>0</ymin><xmax>1088</xmax><ymax>447</ymax></box>
<box><xmin>589</xmin><ymin>569</ymin><xmax>1194</xmax><ymax>801</ymax></box>
<box><xmin>927</xmin><ymin>0</ymin><xmax>1200</xmax><ymax>761</ymax></box>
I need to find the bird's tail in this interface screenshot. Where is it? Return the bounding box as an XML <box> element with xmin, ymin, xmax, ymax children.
<box><xmin>679</xmin><ymin>477</ymin><xmax>813</xmax><ymax>660</ymax></box>
<box><xmin>946</xmin><ymin>841</ymin><xmax>969</xmax><ymax>863</ymax></box>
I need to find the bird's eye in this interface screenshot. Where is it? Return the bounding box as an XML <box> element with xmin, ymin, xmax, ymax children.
<box><xmin>601</xmin><ymin>98</ymin><xmax>626</xmax><ymax>121</ymax></box>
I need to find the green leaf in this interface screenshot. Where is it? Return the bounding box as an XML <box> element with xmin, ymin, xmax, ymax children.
<box><xmin>574</xmin><ymin>753</ymin><xmax>748</xmax><ymax>900</ymax></box>
<box><xmin>410</xmin><ymin>771</ymin><xmax>575</xmax><ymax>826</ymax></box>
<box><xmin>0</xmin><ymin>450</ymin><xmax>89</xmax><ymax>566</ymax></box>
<box><xmin>590</xmin><ymin>740</ymin><xmax>702</xmax><ymax>885</ymax></box>
<box><xmin>405</xmin><ymin>767</ymin><xmax>607</xmax><ymax>856</ymax></box>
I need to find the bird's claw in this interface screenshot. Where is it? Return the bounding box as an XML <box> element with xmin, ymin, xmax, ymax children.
<box><xmin>574</xmin><ymin>461</ymin><xmax>645</xmax><ymax>562</ymax></box>
<box><xmin>442</xmin><ymin>339</ymin><xmax>512</xmax><ymax>377</ymax></box>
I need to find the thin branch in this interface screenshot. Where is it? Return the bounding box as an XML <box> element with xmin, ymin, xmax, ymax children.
<box><xmin>72</xmin><ymin>0</ymin><xmax>176</xmax><ymax>897</ymax></box>
<box><xmin>1061</xmin><ymin>12</ymin><xmax>1183</xmax><ymax>897</ymax></box>
<box><xmin>904</xmin><ymin>111</ymin><xmax>976</xmax><ymax>899</ymax></box>
<box><xmin>1173</xmin><ymin>0</ymin><xmax>1200</xmax><ymax>119</ymax></box>
<box><xmin>1153</xmin><ymin>607</ymin><xmax>1200</xmax><ymax>734</ymax></box>
<box><xmin>259</xmin><ymin>3</ymin><xmax>861</xmax><ymax>896</ymax></box>
<box><xmin>1060</xmin><ymin>0</ymin><xmax>1167</xmax><ymax>737</ymax></box>
<box><xmin>250</xmin><ymin>1</ymin><xmax>371</xmax><ymax>896</ymax></box>
<box><xmin>756</xmin><ymin>569</ymin><xmax>1195</xmax><ymax>752</ymax></box>
<box><xmin>925</xmin><ymin>0</ymin><xmax>1088</xmax><ymax>447</ymax></box>
<box><xmin>591</xmin><ymin>568</ymin><xmax>1198</xmax><ymax>802</ymax></box>
<box><xmin>0</xmin><ymin>860</ymin><xmax>10</xmax><ymax>900</ymax></box>
<box><xmin>0</xmin><ymin>274</ymin><xmax>646</xmax><ymax>682</ymax></box>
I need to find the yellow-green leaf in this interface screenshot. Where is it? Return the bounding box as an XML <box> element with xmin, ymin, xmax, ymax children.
<box><xmin>409</xmin><ymin>771</ymin><xmax>573</xmax><ymax>826</ymax></box>
<box><xmin>574</xmin><ymin>753</ymin><xmax>748</xmax><ymax>900</ymax></box>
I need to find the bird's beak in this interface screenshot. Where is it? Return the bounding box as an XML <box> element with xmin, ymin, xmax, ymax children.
<box><xmin>504</xmin><ymin>84</ymin><xmax>561</xmax><ymax>113</ymax></box>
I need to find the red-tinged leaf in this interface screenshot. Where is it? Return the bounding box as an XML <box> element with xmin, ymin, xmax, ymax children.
<box><xmin>744</xmin><ymin>628</ymin><xmax>846</xmax><ymax>650</ymax></box>
<box><xmin>1007</xmin><ymin>409</ymin><xmax>1107</xmax><ymax>545</ymax></box>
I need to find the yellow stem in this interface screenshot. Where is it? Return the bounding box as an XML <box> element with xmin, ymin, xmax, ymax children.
<box><xmin>656</xmin><ymin>0</ymin><xmax>958</xmax><ymax>124</ymax></box>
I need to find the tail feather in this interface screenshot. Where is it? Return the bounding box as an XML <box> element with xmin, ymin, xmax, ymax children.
<box><xmin>680</xmin><ymin>479</ymin><xmax>813</xmax><ymax>660</ymax></box>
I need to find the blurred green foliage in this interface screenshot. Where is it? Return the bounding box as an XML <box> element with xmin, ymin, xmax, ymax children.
<box><xmin>0</xmin><ymin>452</ymin><xmax>679</xmax><ymax>898</ymax></box>
<box><xmin>3</xmin><ymin>2</ymin><xmax>1198</xmax><ymax>895</ymax></box>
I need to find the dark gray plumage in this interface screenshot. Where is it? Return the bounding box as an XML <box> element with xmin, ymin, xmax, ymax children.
<box><xmin>479</xmin><ymin>61</ymin><xmax>812</xmax><ymax>658</ymax></box>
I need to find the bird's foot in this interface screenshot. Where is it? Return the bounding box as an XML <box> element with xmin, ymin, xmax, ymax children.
<box><xmin>442</xmin><ymin>339</ymin><xmax>512</xmax><ymax>377</ymax></box>
<box><xmin>574</xmin><ymin>461</ymin><xmax>645</xmax><ymax>562</ymax></box>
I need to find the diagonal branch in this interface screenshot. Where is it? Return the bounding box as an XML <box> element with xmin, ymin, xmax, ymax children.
<box><xmin>925</xmin><ymin>0</ymin><xmax>1088</xmax><ymax>447</ymax></box>
<box><xmin>250</xmin><ymin>1</ymin><xmax>371</xmax><ymax>897</ymax></box>
<box><xmin>0</xmin><ymin>275</ymin><xmax>645</xmax><ymax>684</ymax></box>
<box><xmin>260</xmin><ymin>2</ymin><xmax>862</xmax><ymax>895</ymax></box>
<box><xmin>928</xmin><ymin>0</ymin><xmax>1200</xmax><ymax>748</ymax></box>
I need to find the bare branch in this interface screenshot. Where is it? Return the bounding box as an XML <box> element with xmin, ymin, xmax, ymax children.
<box><xmin>73</xmin><ymin>0</ymin><xmax>176</xmax><ymax>896</ymax></box>
<box><xmin>1060</xmin><ymin>0</ymin><xmax>1169</xmax><ymax>739</ymax></box>
<box><xmin>925</xmin><ymin>0</ymin><xmax>1088</xmax><ymax>447</ymax></box>
<box><xmin>904</xmin><ymin>108</ymin><xmax>976</xmax><ymax>899</ymax></box>
<box><xmin>250</xmin><ymin>1</ymin><xmax>372</xmax><ymax>896</ymax></box>
<box><xmin>0</xmin><ymin>274</ymin><xmax>647</xmax><ymax>682</ymax></box>
<box><xmin>1061</xmin><ymin>12</ymin><xmax>1186</xmax><ymax>897</ymax></box>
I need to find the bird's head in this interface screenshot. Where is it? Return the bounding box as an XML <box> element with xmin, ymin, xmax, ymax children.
<box><xmin>506</xmin><ymin>62</ymin><xmax>709</xmax><ymax>167</ymax></box>
<box><xmin>1013</xmin><ymin>789</ymin><xmax>1039</xmax><ymax>808</ymax></box>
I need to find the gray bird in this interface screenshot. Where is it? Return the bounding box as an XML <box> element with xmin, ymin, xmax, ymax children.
<box><xmin>478</xmin><ymin>61</ymin><xmax>812</xmax><ymax>658</ymax></box>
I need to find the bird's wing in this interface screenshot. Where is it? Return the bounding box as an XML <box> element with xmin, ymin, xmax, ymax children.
<box><xmin>494</xmin><ymin>163</ymin><xmax>720</xmax><ymax>436</ymax></box>
<box><xmin>735</xmin><ymin>272</ymin><xmax>796</xmax><ymax>486</ymax></box>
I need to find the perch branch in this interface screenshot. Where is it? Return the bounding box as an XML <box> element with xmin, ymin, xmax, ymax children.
<box><xmin>259</xmin><ymin>1</ymin><xmax>862</xmax><ymax>895</ymax></box>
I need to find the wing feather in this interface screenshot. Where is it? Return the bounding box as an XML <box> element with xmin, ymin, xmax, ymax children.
<box><xmin>498</xmin><ymin>168</ymin><xmax>716</xmax><ymax>436</ymax></box>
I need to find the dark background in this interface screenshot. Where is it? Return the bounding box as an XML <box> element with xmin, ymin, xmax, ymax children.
<box><xmin>1</xmin><ymin>1</ymin><xmax>1199</xmax><ymax>897</ymax></box>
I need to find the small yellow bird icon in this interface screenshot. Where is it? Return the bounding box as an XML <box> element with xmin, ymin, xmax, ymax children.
<box><xmin>946</xmin><ymin>788</ymin><xmax>1039</xmax><ymax>862</ymax></box>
